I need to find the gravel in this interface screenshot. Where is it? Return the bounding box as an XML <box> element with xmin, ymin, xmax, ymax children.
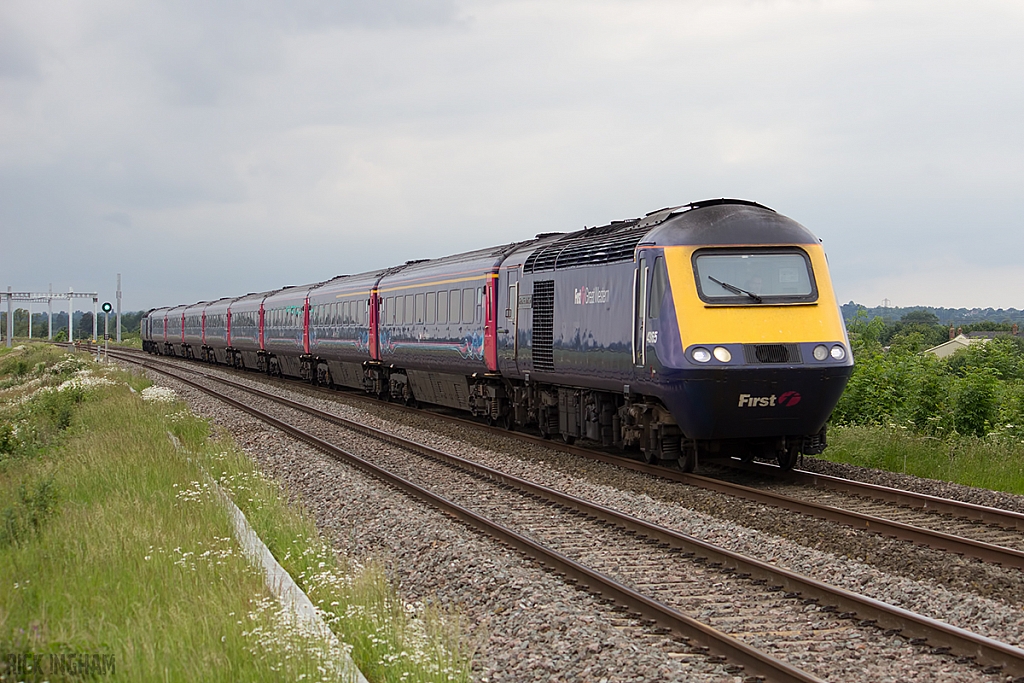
<box><xmin>140</xmin><ymin>367</ymin><xmax>745</xmax><ymax>682</ymax></box>
<box><xmin>131</xmin><ymin>357</ymin><xmax>1024</xmax><ymax>682</ymax></box>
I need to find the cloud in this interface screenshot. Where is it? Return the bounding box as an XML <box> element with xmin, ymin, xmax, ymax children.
<box><xmin>0</xmin><ymin>0</ymin><xmax>1022</xmax><ymax>311</ymax></box>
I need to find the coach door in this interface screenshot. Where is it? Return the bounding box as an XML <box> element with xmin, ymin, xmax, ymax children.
<box><xmin>634</xmin><ymin>256</ymin><xmax>650</xmax><ymax>368</ymax></box>
<box><xmin>503</xmin><ymin>269</ymin><xmax>520</xmax><ymax>373</ymax></box>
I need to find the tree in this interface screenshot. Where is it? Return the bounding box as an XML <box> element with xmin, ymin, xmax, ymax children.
<box><xmin>900</xmin><ymin>310</ymin><xmax>940</xmax><ymax>325</ymax></box>
<box><xmin>76</xmin><ymin>312</ymin><xmax>94</xmax><ymax>340</ymax></box>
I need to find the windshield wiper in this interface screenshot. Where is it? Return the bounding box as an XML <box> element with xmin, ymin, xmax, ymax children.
<box><xmin>708</xmin><ymin>276</ymin><xmax>763</xmax><ymax>303</ymax></box>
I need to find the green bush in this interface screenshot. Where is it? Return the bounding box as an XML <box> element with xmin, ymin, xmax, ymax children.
<box><xmin>834</xmin><ymin>333</ymin><xmax>1024</xmax><ymax>440</ymax></box>
<box><xmin>35</xmin><ymin>386</ymin><xmax>85</xmax><ymax>430</ymax></box>
<box><xmin>0</xmin><ymin>422</ymin><xmax>15</xmax><ymax>455</ymax></box>
<box><xmin>0</xmin><ymin>474</ymin><xmax>58</xmax><ymax>547</ymax></box>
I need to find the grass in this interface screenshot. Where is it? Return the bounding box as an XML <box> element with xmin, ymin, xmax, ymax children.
<box><xmin>0</xmin><ymin>344</ymin><xmax>472</xmax><ymax>682</ymax></box>
<box><xmin>824</xmin><ymin>424</ymin><xmax>1024</xmax><ymax>495</ymax></box>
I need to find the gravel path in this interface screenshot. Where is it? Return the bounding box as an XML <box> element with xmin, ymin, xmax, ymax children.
<box><xmin>132</xmin><ymin>358</ymin><xmax>1024</xmax><ymax>682</ymax></box>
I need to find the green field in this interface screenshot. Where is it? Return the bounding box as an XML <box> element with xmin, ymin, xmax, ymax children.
<box><xmin>0</xmin><ymin>344</ymin><xmax>470</xmax><ymax>682</ymax></box>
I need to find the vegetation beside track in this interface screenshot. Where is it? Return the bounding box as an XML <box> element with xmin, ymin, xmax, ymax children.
<box><xmin>824</xmin><ymin>314</ymin><xmax>1024</xmax><ymax>494</ymax></box>
<box><xmin>0</xmin><ymin>343</ymin><xmax>471</xmax><ymax>682</ymax></box>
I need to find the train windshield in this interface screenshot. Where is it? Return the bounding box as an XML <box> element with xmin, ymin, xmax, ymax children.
<box><xmin>692</xmin><ymin>248</ymin><xmax>816</xmax><ymax>304</ymax></box>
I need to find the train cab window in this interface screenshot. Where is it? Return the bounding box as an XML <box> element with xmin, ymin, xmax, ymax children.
<box><xmin>449</xmin><ymin>289</ymin><xmax>461</xmax><ymax>323</ymax></box>
<box><xmin>648</xmin><ymin>256</ymin><xmax>667</xmax><ymax>319</ymax></box>
<box><xmin>462</xmin><ymin>288</ymin><xmax>475</xmax><ymax>324</ymax></box>
<box><xmin>693</xmin><ymin>248</ymin><xmax>817</xmax><ymax>304</ymax></box>
<box><xmin>437</xmin><ymin>291</ymin><xmax>448</xmax><ymax>324</ymax></box>
<box><xmin>426</xmin><ymin>292</ymin><xmax>436</xmax><ymax>324</ymax></box>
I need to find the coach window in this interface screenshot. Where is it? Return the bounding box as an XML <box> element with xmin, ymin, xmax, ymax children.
<box><xmin>402</xmin><ymin>295</ymin><xmax>412</xmax><ymax>324</ymax></box>
<box><xmin>397</xmin><ymin>296</ymin><xmax>406</xmax><ymax>326</ymax></box>
<box><xmin>449</xmin><ymin>289</ymin><xmax>461</xmax><ymax>323</ymax></box>
<box><xmin>426</xmin><ymin>292</ymin><xmax>436</xmax><ymax>324</ymax></box>
<box><xmin>462</xmin><ymin>288</ymin><xmax>474</xmax><ymax>324</ymax></box>
<box><xmin>437</xmin><ymin>291</ymin><xmax>448</xmax><ymax>324</ymax></box>
<box><xmin>649</xmin><ymin>256</ymin><xmax>667</xmax><ymax>319</ymax></box>
<box><xmin>415</xmin><ymin>293</ymin><xmax>424</xmax><ymax>324</ymax></box>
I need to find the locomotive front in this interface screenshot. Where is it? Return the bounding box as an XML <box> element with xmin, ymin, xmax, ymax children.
<box><xmin>641</xmin><ymin>201</ymin><xmax>853</xmax><ymax>467</ymax></box>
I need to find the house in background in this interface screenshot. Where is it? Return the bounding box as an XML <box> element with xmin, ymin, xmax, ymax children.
<box><xmin>924</xmin><ymin>334</ymin><xmax>987</xmax><ymax>359</ymax></box>
<box><xmin>924</xmin><ymin>324</ymin><xmax>1020</xmax><ymax>358</ymax></box>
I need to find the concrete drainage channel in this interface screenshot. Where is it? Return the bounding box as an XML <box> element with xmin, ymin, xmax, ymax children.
<box><xmin>166</xmin><ymin>431</ymin><xmax>369</xmax><ymax>683</ymax></box>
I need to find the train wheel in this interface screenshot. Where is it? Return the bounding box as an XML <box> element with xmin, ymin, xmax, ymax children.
<box><xmin>498</xmin><ymin>414</ymin><xmax>514</xmax><ymax>431</ymax></box>
<box><xmin>678</xmin><ymin>445</ymin><xmax>696</xmax><ymax>473</ymax></box>
<box><xmin>561</xmin><ymin>433</ymin><xmax>576</xmax><ymax>445</ymax></box>
<box><xmin>776</xmin><ymin>444</ymin><xmax>799</xmax><ymax>471</ymax></box>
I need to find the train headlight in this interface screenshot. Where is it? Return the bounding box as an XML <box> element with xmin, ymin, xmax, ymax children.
<box><xmin>830</xmin><ymin>344</ymin><xmax>847</xmax><ymax>360</ymax></box>
<box><xmin>813</xmin><ymin>344</ymin><xmax>829</xmax><ymax>361</ymax></box>
<box><xmin>692</xmin><ymin>347</ymin><xmax>712</xmax><ymax>363</ymax></box>
<box><xmin>713</xmin><ymin>346</ymin><xmax>732</xmax><ymax>363</ymax></box>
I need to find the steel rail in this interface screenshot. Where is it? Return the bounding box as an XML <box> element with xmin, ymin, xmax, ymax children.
<box><xmin>122</xmin><ymin>352</ymin><xmax>1024</xmax><ymax>678</ymax></box>
<box><xmin>125</xmin><ymin>353</ymin><xmax>825</xmax><ymax>683</ymax></box>
<box><xmin>734</xmin><ymin>460</ymin><xmax>1024</xmax><ymax>532</ymax></box>
<box><xmin>107</xmin><ymin>347</ymin><xmax>1024</xmax><ymax>570</ymax></box>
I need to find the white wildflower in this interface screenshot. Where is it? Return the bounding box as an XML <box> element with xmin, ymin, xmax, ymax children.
<box><xmin>141</xmin><ymin>386</ymin><xmax>178</xmax><ymax>403</ymax></box>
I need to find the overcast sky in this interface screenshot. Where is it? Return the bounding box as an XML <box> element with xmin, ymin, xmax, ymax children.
<box><xmin>2</xmin><ymin>0</ymin><xmax>1023</xmax><ymax>313</ymax></box>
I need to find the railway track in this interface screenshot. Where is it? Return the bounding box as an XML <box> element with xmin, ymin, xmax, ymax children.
<box><xmin>110</xmin><ymin>349</ymin><xmax>1024</xmax><ymax>682</ymax></box>
<box><xmin>103</xmin><ymin>346</ymin><xmax>1024</xmax><ymax>573</ymax></box>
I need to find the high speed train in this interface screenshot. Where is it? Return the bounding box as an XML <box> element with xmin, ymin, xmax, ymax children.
<box><xmin>142</xmin><ymin>199</ymin><xmax>853</xmax><ymax>471</ymax></box>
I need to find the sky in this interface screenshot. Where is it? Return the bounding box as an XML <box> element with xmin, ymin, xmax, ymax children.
<box><xmin>2</xmin><ymin>0</ymin><xmax>1023</xmax><ymax>313</ymax></box>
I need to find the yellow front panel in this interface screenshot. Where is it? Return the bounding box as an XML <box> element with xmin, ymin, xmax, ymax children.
<box><xmin>663</xmin><ymin>244</ymin><xmax>848</xmax><ymax>347</ymax></box>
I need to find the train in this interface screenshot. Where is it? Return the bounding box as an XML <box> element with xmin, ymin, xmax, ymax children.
<box><xmin>142</xmin><ymin>198</ymin><xmax>854</xmax><ymax>471</ymax></box>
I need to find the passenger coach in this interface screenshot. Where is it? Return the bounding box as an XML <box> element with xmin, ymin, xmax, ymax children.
<box><xmin>142</xmin><ymin>199</ymin><xmax>853</xmax><ymax>471</ymax></box>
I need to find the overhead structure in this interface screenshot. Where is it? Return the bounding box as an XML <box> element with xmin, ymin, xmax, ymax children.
<box><xmin>3</xmin><ymin>288</ymin><xmax>99</xmax><ymax>348</ymax></box>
